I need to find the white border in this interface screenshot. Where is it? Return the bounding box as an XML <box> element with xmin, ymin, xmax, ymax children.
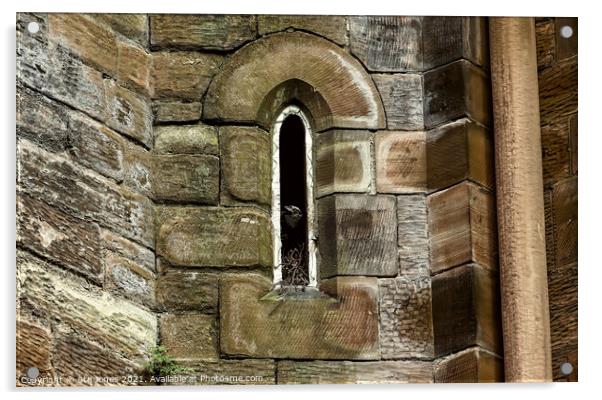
<box><xmin>271</xmin><ymin>105</ymin><xmax>317</xmax><ymax>288</ymax></box>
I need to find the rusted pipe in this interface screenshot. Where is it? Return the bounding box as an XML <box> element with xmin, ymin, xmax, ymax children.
<box><xmin>489</xmin><ymin>17</ymin><xmax>553</xmax><ymax>382</ymax></box>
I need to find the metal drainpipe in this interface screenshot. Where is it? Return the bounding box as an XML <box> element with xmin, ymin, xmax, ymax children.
<box><xmin>488</xmin><ymin>17</ymin><xmax>553</xmax><ymax>382</ymax></box>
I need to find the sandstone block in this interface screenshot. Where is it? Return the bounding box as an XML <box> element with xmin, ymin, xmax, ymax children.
<box><xmin>153</xmin><ymin>101</ymin><xmax>202</xmax><ymax>123</ymax></box>
<box><xmin>117</xmin><ymin>40</ymin><xmax>151</xmax><ymax>95</ymax></box>
<box><xmin>258</xmin><ymin>15</ymin><xmax>347</xmax><ymax>45</ymax></box>
<box><xmin>91</xmin><ymin>13</ymin><xmax>148</xmax><ymax>47</ymax></box>
<box><xmin>17</xmin><ymin>194</ymin><xmax>103</xmax><ymax>284</ymax></box>
<box><xmin>156</xmin><ymin>206</ymin><xmax>271</xmax><ymax>268</ymax></box>
<box><xmin>156</xmin><ymin>270</ymin><xmax>218</xmax><ymax>312</ymax></box>
<box><xmin>431</xmin><ymin>264</ymin><xmax>502</xmax><ymax>357</ymax></box>
<box><xmin>16</xmin><ymin>317</ymin><xmax>55</xmax><ymax>385</ymax></box>
<box><xmin>378</xmin><ymin>276</ymin><xmax>434</xmax><ymax>359</ymax></box>
<box><xmin>318</xmin><ymin>194</ymin><xmax>398</xmax><ymax>277</ymax></box>
<box><xmin>100</xmin><ymin>229</ymin><xmax>155</xmax><ymax>272</ymax></box>
<box><xmin>427</xmin><ymin>181</ymin><xmax>497</xmax><ymax>272</ymax></box>
<box><xmin>17</xmin><ymin>251</ymin><xmax>157</xmax><ymax>359</ymax></box>
<box><xmin>375</xmin><ymin>131</ymin><xmax>426</xmax><ymax>193</ymax></box>
<box><xmin>278</xmin><ymin>360</ymin><xmax>432</xmax><ymax>384</ymax></box>
<box><xmin>152</xmin><ymin>51</ymin><xmax>223</xmax><ymax>100</ymax></box>
<box><xmin>123</xmin><ymin>141</ymin><xmax>153</xmax><ymax>197</ymax></box>
<box><xmin>552</xmin><ymin>177</ymin><xmax>578</xmax><ymax>267</ymax></box>
<box><xmin>426</xmin><ymin>118</ymin><xmax>494</xmax><ymax>191</ymax></box>
<box><xmin>350</xmin><ymin>16</ymin><xmax>422</xmax><ymax>71</ymax></box>
<box><xmin>153</xmin><ymin>154</ymin><xmax>219</xmax><ymax>204</ymax></box>
<box><xmin>536</xmin><ymin>19</ymin><xmax>556</xmax><ymax>69</ymax></box>
<box><xmin>373</xmin><ymin>73</ymin><xmax>423</xmax><ymax>130</ymax></box>
<box><xmin>434</xmin><ymin>347</ymin><xmax>503</xmax><ymax>383</ymax></box>
<box><xmin>220</xmin><ymin>126</ymin><xmax>271</xmax><ymax>206</ymax></box>
<box><xmin>150</xmin><ymin>15</ymin><xmax>256</xmax><ymax>50</ymax></box>
<box><xmin>160</xmin><ymin>313</ymin><xmax>218</xmax><ymax>360</ymax></box>
<box><xmin>423</xmin><ymin>59</ymin><xmax>491</xmax><ymax>128</ymax></box>
<box><xmin>423</xmin><ymin>17</ymin><xmax>489</xmax><ymax>70</ymax></box>
<box><xmin>105</xmin><ymin>80</ymin><xmax>153</xmax><ymax>148</ymax></box>
<box><xmin>397</xmin><ymin>195</ymin><xmax>429</xmax><ymax>276</ymax></box>
<box><xmin>154</xmin><ymin>124</ymin><xmax>218</xmax><ymax>155</ymax></box>
<box><xmin>219</xmin><ymin>274</ymin><xmax>380</xmax><ymax>359</ymax></box>
<box><xmin>316</xmin><ymin>130</ymin><xmax>373</xmax><ymax>197</ymax></box>
<box><xmin>105</xmin><ymin>252</ymin><xmax>155</xmax><ymax>309</ymax></box>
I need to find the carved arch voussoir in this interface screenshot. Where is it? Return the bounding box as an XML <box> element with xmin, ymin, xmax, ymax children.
<box><xmin>203</xmin><ymin>31</ymin><xmax>386</xmax><ymax>131</ymax></box>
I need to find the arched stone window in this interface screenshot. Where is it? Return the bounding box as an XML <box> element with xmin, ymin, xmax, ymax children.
<box><xmin>271</xmin><ymin>105</ymin><xmax>317</xmax><ymax>288</ymax></box>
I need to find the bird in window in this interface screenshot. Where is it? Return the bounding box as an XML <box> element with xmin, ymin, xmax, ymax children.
<box><xmin>282</xmin><ymin>205</ymin><xmax>303</xmax><ymax>229</ymax></box>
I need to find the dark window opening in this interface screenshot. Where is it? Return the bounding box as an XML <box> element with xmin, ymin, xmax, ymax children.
<box><xmin>279</xmin><ymin>114</ymin><xmax>309</xmax><ymax>286</ymax></box>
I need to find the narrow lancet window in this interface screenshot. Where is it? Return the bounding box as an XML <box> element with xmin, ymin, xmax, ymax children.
<box><xmin>271</xmin><ymin>106</ymin><xmax>317</xmax><ymax>288</ymax></box>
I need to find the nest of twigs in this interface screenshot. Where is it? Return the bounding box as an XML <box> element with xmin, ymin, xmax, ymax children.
<box><xmin>280</xmin><ymin>243</ymin><xmax>309</xmax><ymax>287</ymax></box>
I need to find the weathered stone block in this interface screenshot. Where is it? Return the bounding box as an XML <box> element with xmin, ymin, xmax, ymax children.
<box><xmin>156</xmin><ymin>206</ymin><xmax>272</xmax><ymax>268</ymax></box>
<box><xmin>105</xmin><ymin>252</ymin><xmax>155</xmax><ymax>309</ymax></box>
<box><xmin>350</xmin><ymin>16</ymin><xmax>422</xmax><ymax>72</ymax></box>
<box><xmin>105</xmin><ymin>80</ymin><xmax>153</xmax><ymax>148</ymax></box>
<box><xmin>91</xmin><ymin>13</ymin><xmax>149</xmax><ymax>47</ymax></box>
<box><xmin>175</xmin><ymin>359</ymin><xmax>276</xmax><ymax>385</ymax></box>
<box><xmin>17</xmin><ymin>86</ymin><xmax>69</xmax><ymax>152</ymax></box>
<box><xmin>123</xmin><ymin>140</ymin><xmax>153</xmax><ymax>198</ymax></box>
<box><xmin>48</xmin><ymin>14</ymin><xmax>118</xmax><ymax>76</ymax></box>
<box><xmin>117</xmin><ymin>40</ymin><xmax>151</xmax><ymax>95</ymax></box>
<box><xmin>318</xmin><ymin>194</ymin><xmax>398</xmax><ymax>277</ymax></box>
<box><xmin>378</xmin><ymin>276</ymin><xmax>434</xmax><ymax>359</ymax></box>
<box><xmin>316</xmin><ymin>130</ymin><xmax>373</xmax><ymax>197</ymax></box>
<box><xmin>150</xmin><ymin>15</ymin><xmax>256</xmax><ymax>50</ymax></box>
<box><xmin>423</xmin><ymin>17</ymin><xmax>489</xmax><ymax>70</ymax></box>
<box><xmin>219</xmin><ymin>274</ymin><xmax>380</xmax><ymax>359</ymax></box>
<box><xmin>68</xmin><ymin>110</ymin><xmax>124</xmax><ymax>181</ymax></box>
<box><xmin>153</xmin><ymin>154</ymin><xmax>219</xmax><ymax>204</ymax></box>
<box><xmin>258</xmin><ymin>15</ymin><xmax>347</xmax><ymax>45</ymax></box>
<box><xmin>18</xmin><ymin>140</ymin><xmax>154</xmax><ymax>248</ymax></box>
<box><xmin>153</xmin><ymin>101</ymin><xmax>202</xmax><ymax>123</ymax></box>
<box><xmin>536</xmin><ymin>19</ymin><xmax>556</xmax><ymax>70</ymax></box>
<box><xmin>17</xmin><ymin>251</ymin><xmax>157</xmax><ymax>358</ymax></box>
<box><xmin>397</xmin><ymin>195</ymin><xmax>429</xmax><ymax>276</ymax></box>
<box><xmin>552</xmin><ymin>177</ymin><xmax>578</xmax><ymax>267</ymax></box>
<box><xmin>18</xmin><ymin>15</ymin><xmax>107</xmax><ymax>121</ymax></box>
<box><xmin>54</xmin><ymin>335</ymin><xmax>139</xmax><ymax>386</ymax></box>
<box><xmin>151</xmin><ymin>51</ymin><xmax>223</xmax><ymax>100</ymax></box>
<box><xmin>278</xmin><ymin>360</ymin><xmax>433</xmax><ymax>384</ymax></box>
<box><xmin>101</xmin><ymin>229</ymin><xmax>155</xmax><ymax>272</ymax></box>
<box><xmin>373</xmin><ymin>74</ymin><xmax>423</xmax><ymax>130</ymax></box>
<box><xmin>154</xmin><ymin>124</ymin><xmax>218</xmax><ymax>155</ymax></box>
<box><xmin>203</xmin><ymin>32</ymin><xmax>385</xmax><ymax>130</ymax></box>
<box><xmin>160</xmin><ymin>313</ymin><xmax>218</xmax><ymax>360</ymax></box>
<box><xmin>17</xmin><ymin>317</ymin><xmax>55</xmax><ymax>385</ymax></box>
<box><xmin>431</xmin><ymin>264</ymin><xmax>502</xmax><ymax>357</ymax></box>
<box><xmin>427</xmin><ymin>181</ymin><xmax>497</xmax><ymax>272</ymax></box>
<box><xmin>17</xmin><ymin>194</ymin><xmax>103</xmax><ymax>284</ymax></box>
<box><xmin>156</xmin><ymin>270</ymin><xmax>218</xmax><ymax>312</ymax></box>
<box><xmin>375</xmin><ymin>131</ymin><xmax>426</xmax><ymax>193</ymax></box>
<box><xmin>423</xmin><ymin>59</ymin><xmax>491</xmax><ymax>128</ymax></box>
<box><xmin>220</xmin><ymin>126</ymin><xmax>271</xmax><ymax>206</ymax></box>
<box><xmin>434</xmin><ymin>347</ymin><xmax>503</xmax><ymax>383</ymax></box>
<box><xmin>426</xmin><ymin>118</ymin><xmax>494</xmax><ymax>191</ymax></box>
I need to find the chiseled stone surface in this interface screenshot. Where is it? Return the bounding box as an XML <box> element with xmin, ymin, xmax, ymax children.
<box><xmin>278</xmin><ymin>360</ymin><xmax>433</xmax><ymax>384</ymax></box>
<box><xmin>160</xmin><ymin>313</ymin><xmax>218</xmax><ymax>360</ymax></box>
<box><xmin>349</xmin><ymin>16</ymin><xmax>422</xmax><ymax>72</ymax></box>
<box><xmin>151</xmin><ymin>51</ymin><xmax>223</xmax><ymax>100</ymax></box>
<box><xmin>117</xmin><ymin>39</ymin><xmax>151</xmax><ymax>95</ymax></box>
<box><xmin>154</xmin><ymin>124</ymin><xmax>219</xmax><ymax>155</ymax></box>
<box><xmin>204</xmin><ymin>31</ymin><xmax>385</xmax><ymax>130</ymax></box>
<box><xmin>258</xmin><ymin>15</ymin><xmax>347</xmax><ymax>45</ymax></box>
<box><xmin>219</xmin><ymin>274</ymin><xmax>380</xmax><ymax>359</ymax></box>
<box><xmin>153</xmin><ymin>154</ymin><xmax>219</xmax><ymax>204</ymax></box>
<box><xmin>150</xmin><ymin>14</ymin><xmax>256</xmax><ymax>50</ymax></box>
<box><xmin>397</xmin><ymin>195</ymin><xmax>429</xmax><ymax>276</ymax></box>
<box><xmin>90</xmin><ymin>13</ymin><xmax>149</xmax><ymax>47</ymax></box>
<box><xmin>156</xmin><ymin>270</ymin><xmax>218</xmax><ymax>313</ymax></box>
<box><xmin>434</xmin><ymin>347</ymin><xmax>503</xmax><ymax>383</ymax></box>
<box><xmin>220</xmin><ymin>126</ymin><xmax>271</xmax><ymax>206</ymax></box>
<box><xmin>316</xmin><ymin>130</ymin><xmax>373</xmax><ymax>197</ymax></box>
<box><xmin>104</xmin><ymin>80</ymin><xmax>153</xmax><ymax>148</ymax></box>
<box><xmin>373</xmin><ymin>73</ymin><xmax>424</xmax><ymax>130</ymax></box>
<box><xmin>156</xmin><ymin>206</ymin><xmax>272</xmax><ymax>268</ymax></box>
<box><xmin>18</xmin><ymin>140</ymin><xmax>154</xmax><ymax>248</ymax></box>
<box><xmin>378</xmin><ymin>276</ymin><xmax>434</xmax><ymax>359</ymax></box>
<box><xmin>153</xmin><ymin>101</ymin><xmax>202</xmax><ymax>123</ymax></box>
<box><xmin>16</xmin><ymin>317</ymin><xmax>55</xmax><ymax>385</ymax></box>
<box><xmin>375</xmin><ymin>131</ymin><xmax>427</xmax><ymax>193</ymax></box>
<box><xmin>17</xmin><ymin>251</ymin><xmax>157</xmax><ymax>359</ymax></box>
<box><xmin>123</xmin><ymin>140</ymin><xmax>153</xmax><ymax>198</ymax></box>
<box><xmin>104</xmin><ymin>251</ymin><xmax>155</xmax><ymax>309</ymax></box>
<box><xmin>318</xmin><ymin>194</ymin><xmax>398</xmax><ymax>277</ymax></box>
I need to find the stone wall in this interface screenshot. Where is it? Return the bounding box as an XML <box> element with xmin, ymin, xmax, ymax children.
<box><xmin>535</xmin><ymin>17</ymin><xmax>578</xmax><ymax>382</ymax></box>
<box><xmin>16</xmin><ymin>14</ymin><xmax>500</xmax><ymax>385</ymax></box>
